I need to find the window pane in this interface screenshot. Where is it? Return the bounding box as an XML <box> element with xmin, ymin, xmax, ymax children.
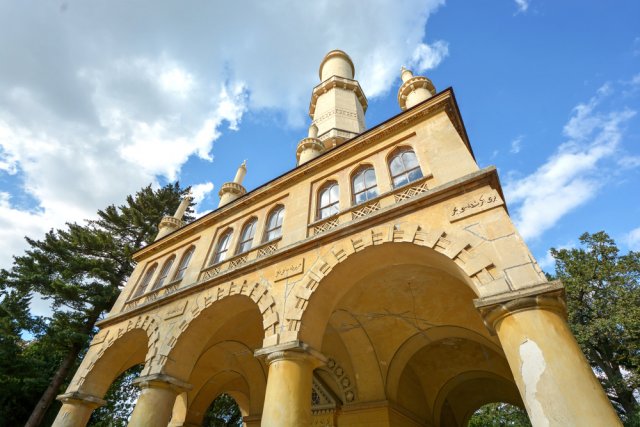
<box><xmin>353</xmin><ymin>173</ymin><xmax>365</xmax><ymax>193</ymax></box>
<box><xmin>354</xmin><ymin>191</ymin><xmax>367</xmax><ymax>205</ymax></box>
<box><xmin>393</xmin><ymin>174</ymin><xmax>408</xmax><ymax>188</ymax></box>
<box><xmin>320</xmin><ymin>188</ymin><xmax>331</xmax><ymax>206</ymax></box>
<box><xmin>329</xmin><ymin>184</ymin><xmax>339</xmax><ymax>203</ymax></box>
<box><xmin>390</xmin><ymin>156</ymin><xmax>404</xmax><ymax>176</ymax></box>
<box><xmin>366</xmin><ymin>187</ymin><xmax>378</xmax><ymax>200</ymax></box>
<box><xmin>174</xmin><ymin>247</ymin><xmax>194</xmax><ymax>281</ymax></box>
<box><xmin>402</xmin><ymin>151</ymin><xmax>419</xmax><ymax>169</ymax></box>
<box><xmin>213</xmin><ymin>232</ymin><xmax>232</xmax><ymax>264</ymax></box>
<box><xmin>364</xmin><ymin>169</ymin><xmax>376</xmax><ymax>188</ymax></box>
<box><xmin>407</xmin><ymin>167</ymin><xmax>423</xmax><ymax>183</ymax></box>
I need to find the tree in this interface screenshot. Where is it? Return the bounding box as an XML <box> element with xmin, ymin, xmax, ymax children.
<box><xmin>88</xmin><ymin>365</ymin><xmax>142</xmax><ymax>426</ymax></box>
<box><xmin>0</xmin><ymin>183</ymin><xmax>192</xmax><ymax>426</ymax></box>
<box><xmin>551</xmin><ymin>231</ymin><xmax>640</xmax><ymax>421</ymax></box>
<box><xmin>202</xmin><ymin>394</ymin><xmax>243</xmax><ymax>427</ymax></box>
<box><xmin>468</xmin><ymin>403</ymin><xmax>531</xmax><ymax>427</ymax></box>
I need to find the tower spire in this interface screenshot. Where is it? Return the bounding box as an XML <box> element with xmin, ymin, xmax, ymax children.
<box><xmin>218</xmin><ymin>161</ymin><xmax>248</xmax><ymax>208</ymax></box>
<box><xmin>308</xmin><ymin>50</ymin><xmax>367</xmax><ymax>149</ymax></box>
<box><xmin>397</xmin><ymin>66</ymin><xmax>436</xmax><ymax>111</ymax></box>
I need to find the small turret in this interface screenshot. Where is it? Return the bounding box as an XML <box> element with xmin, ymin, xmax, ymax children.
<box><xmin>296</xmin><ymin>124</ymin><xmax>325</xmax><ymax>166</ymax></box>
<box><xmin>397</xmin><ymin>66</ymin><xmax>436</xmax><ymax>111</ymax></box>
<box><xmin>218</xmin><ymin>161</ymin><xmax>248</xmax><ymax>208</ymax></box>
<box><xmin>155</xmin><ymin>194</ymin><xmax>192</xmax><ymax>241</ymax></box>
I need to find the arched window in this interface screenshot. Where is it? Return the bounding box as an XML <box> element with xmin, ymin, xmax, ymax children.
<box><xmin>263</xmin><ymin>206</ymin><xmax>284</xmax><ymax>242</ymax></box>
<box><xmin>389</xmin><ymin>148</ymin><xmax>423</xmax><ymax>188</ymax></box>
<box><xmin>318</xmin><ymin>182</ymin><xmax>339</xmax><ymax>219</ymax></box>
<box><xmin>236</xmin><ymin>218</ymin><xmax>258</xmax><ymax>254</ymax></box>
<box><xmin>212</xmin><ymin>230</ymin><xmax>233</xmax><ymax>264</ymax></box>
<box><xmin>173</xmin><ymin>246</ymin><xmax>195</xmax><ymax>281</ymax></box>
<box><xmin>132</xmin><ymin>263</ymin><xmax>157</xmax><ymax>298</ymax></box>
<box><xmin>352</xmin><ymin>166</ymin><xmax>378</xmax><ymax>204</ymax></box>
<box><xmin>151</xmin><ymin>256</ymin><xmax>175</xmax><ymax>291</ymax></box>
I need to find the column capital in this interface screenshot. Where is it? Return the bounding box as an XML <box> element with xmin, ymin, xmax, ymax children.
<box><xmin>56</xmin><ymin>391</ymin><xmax>106</xmax><ymax>409</ymax></box>
<box><xmin>133</xmin><ymin>373</ymin><xmax>193</xmax><ymax>394</ymax></box>
<box><xmin>255</xmin><ymin>340</ymin><xmax>327</xmax><ymax>368</ymax></box>
<box><xmin>474</xmin><ymin>281</ymin><xmax>566</xmax><ymax>334</ymax></box>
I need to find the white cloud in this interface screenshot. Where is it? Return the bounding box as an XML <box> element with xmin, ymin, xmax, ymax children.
<box><xmin>510</xmin><ymin>135</ymin><xmax>524</xmax><ymax>154</ymax></box>
<box><xmin>514</xmin><ymin>0</ymin><xmax>530</xmax><ymax>14</ymax></box>
<box><xmin>625</xmin><ymin>227</ymin><xmax>640</xmax><ymax>251</ymax></box>
<box><xmin>0</xmin><ymin>1</ymin><xmax>448</xmax><ymax>270</ymax></box>
<box><xmin>505</xmin><ymin>85</ymin><xmax>636</xmax><ymax>240</ymax></box>
<box><xmin>189</xmin><ymin>182</ymin><xmax>215</xmax><ymax>214</ymax></box>
<box><xmin>410</xmin><ymin>40</ymin><xmax>450</xmax><ymax>73</ymax></box>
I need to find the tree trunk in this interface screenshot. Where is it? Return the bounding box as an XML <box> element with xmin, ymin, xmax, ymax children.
<box><xmin>24</xmin><ymin>311</ymin><xmax>101</xmax><ymax>427</ymax></box>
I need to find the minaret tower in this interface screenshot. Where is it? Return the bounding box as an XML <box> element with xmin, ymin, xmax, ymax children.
<box><xmin>397</xmin><ymin>66</ymin><xmax>436</xmax><ymax>111</ymax></box>
<box><xmin>309</xmin><ymin>50</ymin><xmax>368</xmax><ymax>149</ymax></box>
<box><xmin>296</xmin><ymin>124</ymin><xmax>324</xmax><ymax>165</ymax></box>
<box><xmin>218</xmin><ymin>160</ymin><xmax>247</xmax><ymax>208</ymax></box>
<box><xmin>155</xmin><ymin>194</ymin><xmax>192</xmax><ymax>241</ymax></box>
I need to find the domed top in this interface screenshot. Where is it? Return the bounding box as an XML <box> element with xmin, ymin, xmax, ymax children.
<box><xmin>319</xmin><ymin>50</ymin><xmax>355</xmax><ymax>81</ymax></box>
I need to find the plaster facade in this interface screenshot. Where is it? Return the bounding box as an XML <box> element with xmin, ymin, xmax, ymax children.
<box><xmin>53</xmin><ymin>51</ymin><xmax>621</xmax><ymax>427</ymax></box>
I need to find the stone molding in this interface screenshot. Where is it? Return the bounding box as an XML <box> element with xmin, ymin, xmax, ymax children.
<box><xmin>133</xmin><ymin>373</ymin><xmax>193</xmax><ymax>393</ymax></box>
<box><xmin>218</xmin><ymin>181</ymin><xmax>246</xmax><ymax>197</ymax></box>
<box><xmin>474</xmin><ymin>281</ymin><xmax>566</xmax><ymax>334</ymax></box>
<box><xmin>255</xmin><ymin>340</ymin><xmax>327</xmax><ymax>368</ymax></box>
<box><xmin>398</xmin><ymin>76</ymin><xmax>436</xmax><ymax>111</ymax></box>
<box><xmin>159</xmin><ymin>215</ymin><xmax>184</xmax><ymax>229</ymax></box>
<box><xmin>56</xmin><ymin>391</ymin><xmax>106</xmax><ymax>409</ymax></box>
<box><xmin>309</xmin><ymin>75</ymin><xmax>368</xmax><ymax>117</ymax></box>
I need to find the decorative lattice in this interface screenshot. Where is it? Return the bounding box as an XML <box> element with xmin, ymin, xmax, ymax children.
<box><xmin>314</xmin><ymin>218</ymin><xmax>339</xmax><ymax>235</ymax></box>
<box><xmin>124</xmin><ymin>299</ymin><xmax>139</xmax><ymax>311</ymax></box>
<box><xmin>145</xmin><ymin>290</ymin><xmax>160</xmax><ymax>302</ymax></box>
<box><xmin>229</xmin><ymin>255</ymin><xmax>248</xmax><ymax>269</ymax></box>
<box><xmin>351</xmin><ymin>201</ymin><xmax>380</xmax><ymax>220</ymax></box>
<box><xmin>257</xmin><ymin>242</ymin><xmax>278</xmax><ymax>258</ymax></box>
<box><xmin>164</xmin><ymin>283</ymin><xmax>179</xmax><ymax>295</ymax></box>
<box><xmin>393</xmin><ymin>181</ymin><xmax>428</xmax><ymax>203</ymax></box>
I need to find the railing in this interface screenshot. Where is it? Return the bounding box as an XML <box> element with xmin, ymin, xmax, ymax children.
<box><xmin>199</xmin><ymin>238</ymin><xmax>281</xmax><ymax>282</ymax></box>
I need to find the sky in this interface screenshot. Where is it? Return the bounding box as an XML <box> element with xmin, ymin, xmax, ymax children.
<box><xmin>0</xmin><ymin>1</ymin><xmax>639</xmax><ymax>316</ymax></box>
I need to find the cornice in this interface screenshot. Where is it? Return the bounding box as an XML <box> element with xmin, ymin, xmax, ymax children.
<box><xmin>133</xmin><ymin>88</ymin><xmax>474</xmax><ymax>261</ymax></box>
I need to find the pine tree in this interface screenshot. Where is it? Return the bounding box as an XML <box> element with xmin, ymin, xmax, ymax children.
<box><xmin>0</xmin><ymin>183</ymin><xmax>192</xmax><ymax>426</ymax></box>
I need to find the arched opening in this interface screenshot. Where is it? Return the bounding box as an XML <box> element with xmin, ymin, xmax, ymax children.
<box><xmin>467</xmin><ymin>402</ymin><xmax>530</xmax><ymax>427</ymax></box>
<box><xmin>202</xmin><ymin>393</ymin><xmax>244</xmax><ymax>426</ymax></box>
<box><xmin>163</xmin><ymin>294</ymin><xmax>267</xmax><ymax>426</ymax></box>
<box><xmin>301</xmin><ymin>242</ymin><xmax>520</xmax><ymax>426</ymax></box>
<box><xmin>88</xmin><ymin>364</ymin><xmax>143</xmax><ymax>425</ymax></box>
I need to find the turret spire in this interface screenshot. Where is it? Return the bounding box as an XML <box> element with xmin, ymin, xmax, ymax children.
<box><xmin>218</xmin><ymin>161</ymin><xmax>248</xmax><ymax>208</ymax></box>
<box><xmin>397</xmin><ymin>66</ymin><xmax>436</xmax><ymax>111</ymax></box>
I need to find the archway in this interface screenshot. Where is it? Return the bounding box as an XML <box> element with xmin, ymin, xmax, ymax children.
<box><xmin>301</xmin><ymin>242</ymin><xmax>520</xmax><ymax>426</ymax></box>
<box><xmin>162</xmin><ymin>294</ymin><xmax>267</xmax><ymax>426</ymax></box>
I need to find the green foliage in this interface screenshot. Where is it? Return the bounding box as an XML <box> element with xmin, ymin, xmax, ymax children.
<box><xmin>0</xmin><ymin>183</ymin><xmax>192</xmax><ymax>426</ymax></box>
<box><xmin>468</xmin><ymin>403</ymin><xmax>531</xmax><ymax>427</ymax></box>
<box><xmin>550</xmin><ymin>231</ymin><xmax>640</xmax><ymax>420</ymax></box>
<box><xmin>88</xmin><ymin>365</ymin><xmax>142</xmax><ymax>426</ymax></box>
<box><xmin>202</xmin><ymin>394</ymin><xmax>243</xmax><ymax>427</ymax></box>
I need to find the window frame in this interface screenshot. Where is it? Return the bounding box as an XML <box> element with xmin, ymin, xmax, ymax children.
<box><xmin>211</xmin><ymin>229</ymin><xmax>233</xmax><ymax>265</ymax></box>
<box><xmin>173</xmin><ymin>245</ymin><xmax>195</xmax><ymax>282</ymax></box>
<box><xmin>151</xmin><ymin>256</ymin><xmax>176</xmax><ymax>291</ymax></box>
<box><xmin>132</xmin><ymin>263</ymin><xmax>158</xmax><ymax>299</ymax></box>
<box><xmin>263</xmin><ymin>205</ymin><xmax>285</xmax><ymax>243</ymax></box>
<box><xmin>388</xmin><ymin>147</ymin><xmax>423</xmax><ymax>188</ymax></box>
<box><xmin>236</xmin><ymin>218</ymin><xmax>258</xmax><ymax>255</ymax></box>
<box><xmin>317</xmin><ymin>181</ymin><xmax>340</xmax><ymax>220</ymax></box>
<box><xmin>351</xmin><ymin>165</ymin><xmax>378</xmax><ymax>205</ymax></box>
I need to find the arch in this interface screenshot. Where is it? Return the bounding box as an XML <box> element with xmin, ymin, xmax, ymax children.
<box><xmin>173</xmin><ymin>245</ymin><xmax>195</xmax><ymax>281</ymax></box>
<box><xmin>211</xmin><ymin>228</ymin><xmax>233</xmax><ymax>265</ymax></box>
<box><xmin>285</xmin><ymin>222</ymin><xmax>503</xmax><ymax>348</ymax></box>
<box><xmin>68</xmin><ymin>314</ymin><xmax>160</xmax><ymax>397</ymax></box>
<box><xmin>432</xmin><ymin>370</ymin><xmax>523</xmax><ymax>427</ymax></box>
<box><xmin>317</xmin><ymin>180</ymin><xmax>339</xmax><ymax>220</ymax></box>
<box><xmin>236</xmin><ymin>216</ymin><xmax>258</xmax><ymax>254</ymax></box>
<box><xmin>149</xmin><ymin>279</ymin><xmax>279</xmax><ymax>378</ymax></box>
<box><xmin>387</xmin><ymin>145</ymin><xmax>423</xmax><ymax>188</ymax></box>
<box><xmin>385</xmin><ymin>327</ymin><xmax>503</xmax><ymax>402</ymax></box>
<box><xmin>350</xmin><ymin>163</ymin><xmax>378</xmax><ymax>205</ymax></box>
<box><xmin>263</xmin><ymin>204</ymin><xmax>285</xmax><ymax>243</ymax></box>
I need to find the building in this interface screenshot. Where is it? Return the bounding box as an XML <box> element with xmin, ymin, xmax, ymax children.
<box><xmin>52</xmin><ymin>50</ymin><xmax>621</xmax><ymax>427</ymax></box>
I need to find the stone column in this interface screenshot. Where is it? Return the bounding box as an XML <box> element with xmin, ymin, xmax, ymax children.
<box><xmin>51</xmin><ymin>392</ymin><xmax>105</xmax><ymax>427</ymax></box>
<box><xmin>128</xmin><ymin>374</ymin><xmax>192</xmax><ymax>427</ymax></box>
<box><xmin>256</xmin><ymin>342</ymin><xmax>326</xmax><ymax>427</ymax></box>
<box><xmin>476</xmin><ymin>283</ymin><xmax>621</xmax><ymax>427</ymax></box>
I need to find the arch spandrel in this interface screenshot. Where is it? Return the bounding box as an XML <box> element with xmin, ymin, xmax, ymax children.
<box><xmin>67</xmin><ymin>314</ymin><xmax>160</xmax><ymax>397</ymax></box>
<box><xmin>152</xmin><ymin>284</ymin><xmax>275</xmax><ymax>380</ymax></box>
<box><xmin>283</xmin><ymin>221</ymin><xmax>525</xmax><ymax>348</ymax></box>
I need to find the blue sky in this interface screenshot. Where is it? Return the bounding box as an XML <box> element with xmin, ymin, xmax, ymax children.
<box><xmin>0</xmin><ymin>0</ymin><xmax>639</xmax><ymax>295</ymax></box>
